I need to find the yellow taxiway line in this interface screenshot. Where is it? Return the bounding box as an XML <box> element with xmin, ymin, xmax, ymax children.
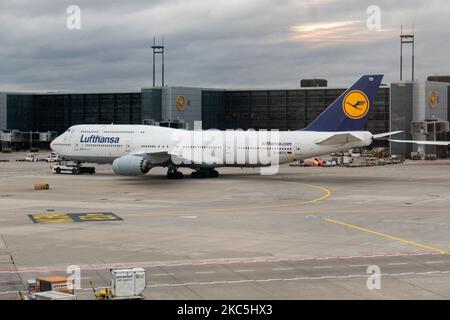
<box><xmin>124</xmin><ymin>183</ymin><xmax>332</xmax><ymax>218</ymax></box>
<box><xmin>323</xmin><ymin>217</ymin><xmax>450</xmax><ymax>255</ymax></box>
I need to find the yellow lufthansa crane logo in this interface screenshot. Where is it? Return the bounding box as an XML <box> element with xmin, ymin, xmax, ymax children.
<box><xmin>428</xmin><ymin>91</ymin><xmax>437</xmax><ymax>109</ymax></box>
<box><xmin>342</xmin><ymin>90</ymin><xmax>370</xmax><ymax>119</ymax></box>
<box><xmin>176</xmin><ymin>95</ymin><xmax>187</xmax><ymax>111</ymax></box>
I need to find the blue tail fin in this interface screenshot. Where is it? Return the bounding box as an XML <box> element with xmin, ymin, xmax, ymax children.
<box><xmin>303</xmin><ymin>75</ymin><xmax>383</xmax><ymax>132</ymax></box>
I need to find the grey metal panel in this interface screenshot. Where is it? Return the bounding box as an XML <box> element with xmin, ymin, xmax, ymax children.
<box><xmin>423</xmin><ymin>82</ymin><xmax>449</xmax><ymax>155</ymax></box>
<box><xmin>424</xmin><ymin>82</ymin><xmax>448</xmax><ymax>121</ymax></box>
<box><xmin>412</xmin><ymin>82</ymin><xmax>426</xmax><ymax>121</ymax></box>
<box><xmin>161</xmin><ymin>87</ymin><xmax>202</xmax><ymax>128</ymax></box>
<box><xmin>390</xmin><ymin>81</ymin><xmax>450</xmax><ymax>156</ymax></box>
<box><xmin>411</xmin><ymin>82</ymin><xmax>450</xmax><ymax>155</ymax></box>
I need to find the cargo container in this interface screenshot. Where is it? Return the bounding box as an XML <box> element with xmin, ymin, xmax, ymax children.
<box><xmin>34</xmin><ymin>291</ymin><xmax>77</xmax><ymax>300</ymax></box>
<box><xmin>35</xmin><ymin>276</ymin><xmax>74</xmax><ymax>294</ymax></box>
<box><xmin>111</xmin><ymin>268</ymin><xmax>145</xmax><ymax>298</ymax></box>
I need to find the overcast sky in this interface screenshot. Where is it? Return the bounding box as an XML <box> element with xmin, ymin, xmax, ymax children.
<box><xmin>0</xmin><ymin>0</ymin><xmax>449</xmax><ymax>92</ymax></box>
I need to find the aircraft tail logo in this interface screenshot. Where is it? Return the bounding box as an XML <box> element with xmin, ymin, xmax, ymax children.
<box><xmin>342</xmin><ymin>90</ymin><xmax>370</xmax><ymax>119</ymax></box>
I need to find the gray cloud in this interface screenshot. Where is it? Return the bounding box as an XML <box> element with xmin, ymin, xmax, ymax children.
<box><xmin>0</xmin><ymin>0</ymin><xmax>449</xmax><ymax>92</ymax></box>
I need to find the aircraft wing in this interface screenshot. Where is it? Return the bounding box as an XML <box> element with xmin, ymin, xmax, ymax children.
<box><xmin>131</xmin><ymin>150</ymin><xmax>172</xmax><ymax>165</ymax></box>
<box><xmin>132</xmin><ymin>150</ymin><xmax>221</xmax><ymax>166</ymax></box>
<box><xmin>169</xmin><ymin>150</ymin><xmax>223</xmax><ymax>166</ymax></box>
<box><xmin>388</xmin><ymin>139</ymin><xmax>450</xmax><ymax>146</ymax></box>
<box><xmin>315</xmin><ymin>133</ymin><xmax>363</xmax><ymax>145</ymax></box>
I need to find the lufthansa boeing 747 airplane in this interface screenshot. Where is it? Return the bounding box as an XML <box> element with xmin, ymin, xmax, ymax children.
<box><xmin>50</xmin><ymin>75</ymin><xmax>400</xmax><ymax>179</ymax></box>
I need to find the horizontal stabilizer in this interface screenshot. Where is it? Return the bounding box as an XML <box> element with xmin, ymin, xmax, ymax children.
<box><xmin>315</xmin><ymin>133</ymin><xmax>362</xmax><ymax>145</ymax></box>
<box><xmin>389</xmin><ymin>139</ymin><xmax>450</xmax><ymax>146</ymax></box>
<box><xmin>373</xmin><ymin>131</ymin><xmax>403</xmax><ymax>139</ymax></box>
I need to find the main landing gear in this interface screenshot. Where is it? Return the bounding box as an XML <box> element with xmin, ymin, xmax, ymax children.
<box><xmin>166</xmin><ymin>167</ymin><xmax>219</xmax><ymax>179</ymax></box>
<box><xmin>191</xmin><ymin>168</ymin><xmax>219</xmax><ymax>179</ymax></box>
<box><xmin>167</xmin><ymin>166</ymin><xmax>184</xmax><ymax>179</ymax></box>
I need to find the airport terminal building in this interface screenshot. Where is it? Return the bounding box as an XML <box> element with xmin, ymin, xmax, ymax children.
<box><xmin>1</xmin><ymin>78</ymin><xmax>449</xmax><ymax>157</ymax></box>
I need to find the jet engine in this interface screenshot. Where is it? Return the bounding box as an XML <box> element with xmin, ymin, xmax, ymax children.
<box><xmin>112</xmin><ymin>155</ymin><xmax>151</xmax><ymax>176</ymax></box>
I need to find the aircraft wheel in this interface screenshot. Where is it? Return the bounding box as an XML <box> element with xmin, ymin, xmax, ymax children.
<box><xmin>167</xmin><ymin>172</ymin><xmax>175</xmax><ymax>179</ymax></box>
<box><xmin>175</xmin><ymin>171</ymin><xmax>184</xmax><ymax>179</ymax></box>
<box><xmin>191</xmin><ymin>171</ymin><xmax>200</xmax><ymax>179</ymax></box>
<box><xmin>167</xmin><ymin>167</ymin><xmax>183</xmax><ymax>179</ymax></box>
<box><xmin>209</xmin><ymin>169</ymin><xmax>219</xmax><ymax>178</ymax></box>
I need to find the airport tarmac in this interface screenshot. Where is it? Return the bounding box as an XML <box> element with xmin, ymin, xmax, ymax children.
<box><xmin>0</xmin><ymin>153</ymin><xmax>449</xmax><ymax>299</ymax></box>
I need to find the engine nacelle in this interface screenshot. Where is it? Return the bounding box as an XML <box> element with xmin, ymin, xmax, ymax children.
<box><xmin>112</xmin><ymin>155</ymin><xmax>150</xmax><ymax>176</ymax></box>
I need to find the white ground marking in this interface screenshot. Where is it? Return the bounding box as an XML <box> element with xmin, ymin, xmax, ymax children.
<box><xmin>145</xmin><ymin>270</ymin><xmax>450</xmax><ymax>288</ymax></box>
<box><xmin>0</xmin><ymin>290</ymin><xmax>20</xmax><ymax>295</ymax></box>
<box><xmin>195</xmin><ymin>271</ymin><xmax>216</xmax><ymax>274</ymax></box>
<box><xmin>425</xmin><ymin>261</ymin><xmax>445</xmax><ymax>264</ymax></box>
<box><xmin>0</xmin><ymin>252</ymin><xmax>444</xmax><ymax>274</ymax></box>
<box><xmin>388</xmin><ymin>262</ymin><xmax>409</xmax><ymax>266</ymax></box>
<box><xmin>349</xmin><ymin>264</ymin><xmax>371</xmax><ymax>267</ymax></box>
<box><xmin>1</xmin><ymin>271</ymin><xmax>450</xmax><ymax>295</ymax></box>
<box><xmin>234</xmin><ymin>269</ymin><xmax>255</xmax><ymax>273</ymax></box>
<box><xmin>271</xmin><ymin>267</ymin><xmax>295</xmax><ymax>271</ymax></box>
<box><xmin>152</xmin><ymin>273</ymin><xmax>175</xmax><ymax>276</ymax></box>
<box><xmin>313</xmin><ymin>266</ymin><xmax>334</xmax><ymax>269</ymax></box>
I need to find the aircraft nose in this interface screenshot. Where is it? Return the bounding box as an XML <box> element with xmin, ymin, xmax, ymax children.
<box><xmin>50</xmin><ymin>136</ymin><xmax>59</xmax><ymax>151</ymax></box>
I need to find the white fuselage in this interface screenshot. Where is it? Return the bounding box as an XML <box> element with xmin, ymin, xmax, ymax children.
<box><xmin>50</xmin><ymin>124</ymin><xmax>373</xmax><ymax>168</ymax></box>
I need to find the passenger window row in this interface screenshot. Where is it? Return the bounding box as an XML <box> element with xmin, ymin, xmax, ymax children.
<box><xmin>85</xmin><ymin>144</ymin><xmax>123</xmax><ymax>147</ymax></box>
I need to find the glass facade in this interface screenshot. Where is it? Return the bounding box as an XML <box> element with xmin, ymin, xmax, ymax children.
<box><xmin>7</xmin><ymin>93</ymin><xmax>141</xmax><ymax>133</ymax></box>
<box><xmin>141</xmin><ymin>89</ymin><xmax>162</xmax><ymax>123</ymax></box>
<box><xmin>201</xmin><ymin>90</ymin><xmax>225</xmax><ymax>130</ymax></box>
<box><xmin>6</xmin><ymin>87</ymin><xmax>391</xmax><ymax>139</ymax></box>
<box><xmin>223</xmin><ymin>88</ymin><xmax>390</xmax><ymax>133</ymax></box>
<box><xmin>390</xmin><ymin>83</ymin><xmax>413</xmax><ymax>156</ymax></box>
<box><xmin>367</xmin><ymin>87</ymin><xmax>390</xmax><ymax>134</ymax></box>
<box><xmin>7</xmin><ymin>95</ymin><xmax>34</xmax><ymax>131</ymax></box>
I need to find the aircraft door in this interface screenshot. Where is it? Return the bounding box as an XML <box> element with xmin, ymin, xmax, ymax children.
<box><xmin>71</xmin><ymin>128</ymin><xmax>79</xmax><ymax>151</ymax></box>
<box><xmin>225</xmin><ymin>133</ymin><xmax>235</xmax><ymax>165</ymax></box>
<box><xmin>293</xmin><ymin>142</ymin><xmax>301</xmax><ymax>160</ymax></box>
<box><xmin>124</xmin><ymin>139</ymin><xmax>132</xmax><ymax>153</ymax></box>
